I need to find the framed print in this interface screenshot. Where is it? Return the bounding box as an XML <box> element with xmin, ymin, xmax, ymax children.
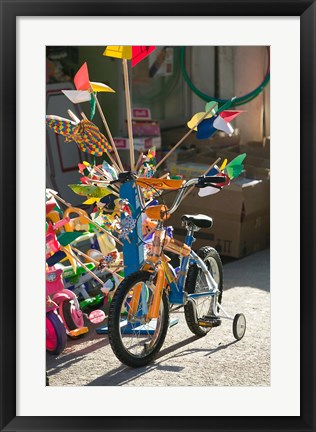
<box><xmin>1</xmin><ymin>1</ymin><xmax>315</xmax><ymax>431</ymax></box>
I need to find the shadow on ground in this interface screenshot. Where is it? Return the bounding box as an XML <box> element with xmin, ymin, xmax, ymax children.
<box><xmin>86</xmin><ymin>336</ymin><xmax>237</xmax><ymax>386</ymax></box>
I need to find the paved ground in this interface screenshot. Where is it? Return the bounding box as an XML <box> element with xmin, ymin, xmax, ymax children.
<box><xmin>47</xmin><ymin>248</ymin><xmax>270</xmax><ymax>387</ymax></box>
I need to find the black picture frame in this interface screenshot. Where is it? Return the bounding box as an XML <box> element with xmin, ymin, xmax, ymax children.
<box><xmin>1</xmin><ymin>1</ymin><xmax>315</xmax><ymax>431</ymax></box>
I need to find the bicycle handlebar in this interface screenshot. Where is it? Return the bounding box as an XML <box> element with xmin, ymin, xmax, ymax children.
<box><xmin>110</xmin><ymin>172</ymin><xmax>228</xmax><ymax>216</ymax></box>
<box><xmin>136</xmin><ymin>175</ymin><xmax>227</xmax><ymax>216</ymax></box>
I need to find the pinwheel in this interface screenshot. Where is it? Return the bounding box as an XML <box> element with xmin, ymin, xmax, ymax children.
<box><xmin>69</xmin><ymin>62</ymin><xmax>124</xmax><ymax>171</ymax></box>
<box><xmin>223</xmin><ymin>153</ymin><xmax>247</xmax><ymax>179</ymax></box>
<box><xmin>197</xmin><ymin>153</ymin><xmax>247</xmax><ymax>197</ymax></box>
<box><xmin>103</xmin><ymin>46</ymin><xmax>156</xmax><ymax>171</ymax></box>
<box><xmin>155</xmin><ymin>101</ymin><xmax>226</xmax><ymax>170</ymax></box>
<box><xmin>186</xmin><ymin>98</ymin><xmax>244</xmax><ymax>140</ymax></box>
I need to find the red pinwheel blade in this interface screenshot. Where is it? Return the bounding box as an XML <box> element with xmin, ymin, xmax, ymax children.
<box><xmin>131</xmin><ymin>46</ymin><xmax>156</xmax><ymax>67</ymax></box>
<box><xmin>74</xmin><ymin>62</ymin><xmax>90</xmax><ymax>91</ymax></box>
<box><xmin>219</xmin><ymin>110</ymin><xmax>244</xmax><ymax>123</ymax></box>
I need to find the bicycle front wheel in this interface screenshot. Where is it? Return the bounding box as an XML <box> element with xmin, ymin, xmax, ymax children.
<box><xmin>108</xmin><ymin>271</ymin><xmax>169</xmax><ymax>367</ymax></box>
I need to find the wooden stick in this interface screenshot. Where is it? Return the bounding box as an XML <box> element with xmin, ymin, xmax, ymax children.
<box><xmin>92</xmin><ymin>166</ymin><xmax>120</xmax><ymax>192</ymax></box>
<box><xmin>70</xmin><ymin>246</ymin><xmax>123</xmax><ymax>280</ymax></box>
<box><xmin>159</xmin><ymin>172</ymin><xmax>170</xmax><ymax>179</ymax></box>
<box><xmin>67</xmin><ymin>109</ymin><xmax>80</xmax><ymax>124</ymax></box>
<box><xmin>182</xmin><ymin>157</ymin><xmax>221</xmax><ymax>200</ymax></box>
<box><xmin>60</xmin><ymin>245</ymin><xmax>105</xmax><ymax>285</ymax></box>
<box><xmin>155</xmin><ymin>105</ymin><xmax>218</xmax><ymax>170</ymax></box>
<box><xmin>49</xmin><ymin>191</ymin><xmax>124</xmax><ymax>246</ymax></box>
<box><xmin>122</xmin><ymin>59</ymin><xmax>135</xmax><ymax>171</ymax></box>
<box><xmin>135</xmin><ymin>152</ymin><xmax>144</xmax><ymax>172</ymax></box>
<box><xmin>81</xmin><ymin>112</ymin><xmax>88</xmax><ymax>120</ymax></box>
<box><xmin>70</xmin><ymin>246</ymin><xmax>100</xmax><ymax>266</ymax></box>
<box><xmin>90</xmin><ymin>87</ymin><xmax>124</xmax><ymax>171</ymax></box>
<box><xmin>84</xmin><ymin>177</ymin><xmax>120</xmax><ymax>196</ymax></box>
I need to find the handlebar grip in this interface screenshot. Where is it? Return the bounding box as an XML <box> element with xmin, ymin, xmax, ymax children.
<box><xmin>196</xmin><ymin>175</ymin><xmax>231</xmax><ymax>188</ymax></box>
<box><xmin>202</xmin><ymin>176</ymin><xmax>226</xmax><ymax>184</ymax></box>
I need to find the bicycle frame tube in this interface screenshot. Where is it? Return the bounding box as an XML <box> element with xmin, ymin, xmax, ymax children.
<box><xmin>147</xmin><ymin>265</ymin><xmax>165</xmax><ymax>319</ymax></box>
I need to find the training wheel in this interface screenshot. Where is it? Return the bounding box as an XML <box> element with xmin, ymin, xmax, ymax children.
<box><xmin>232</xmin><ymin>313</ymin><xmax>246</xmax><ymax>340</ymax></box>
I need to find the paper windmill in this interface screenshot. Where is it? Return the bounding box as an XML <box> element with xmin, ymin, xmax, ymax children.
<box><xmin>223</xmin><ymin>153</ymin><xmax>247</xmax><ymax>179</ymax></box>
<box><xmin>61</xmin><ymin>62</ymin><xmax>115</xmax><ymax>119</ymax></box>
<box><xmin>187</xmin><ymin>98</ymin><xmax>244</xmax><ymax>140</ymax></box>
<box><xmin>103</xmin><ymin>46</ymin><xmax>156</xmax><ymax>67</ymax></box>
<box><xmin>198</xmin><ymin>153</ymin><xmax>247</xmax><ymax>197</ymax></box>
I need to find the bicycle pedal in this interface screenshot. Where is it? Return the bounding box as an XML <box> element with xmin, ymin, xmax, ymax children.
<box><xmin>68</xmin><ymin>327</ymin><xmax>89</xmax><ymax>337</ymax></box>
<box><xmin>198</xmin><ymin>316</ymin><xmax>221</xmax><ymax>328</ymax></box>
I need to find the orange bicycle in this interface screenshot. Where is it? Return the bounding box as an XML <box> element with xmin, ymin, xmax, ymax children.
<box><xmin>107</xmin><ymin>175</ymin><xmax>246</xmax><ymax>367</ymax></box>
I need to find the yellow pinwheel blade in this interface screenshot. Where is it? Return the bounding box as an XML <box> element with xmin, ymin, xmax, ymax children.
<box><xmin>82</xmin><ymin>197</ymin><xmax>101</xmax><ymax>205</ymax></box>
<box><xmin>220</xmin><ymin>159</ymin><xmax>228</xmax><ymax>171</ymax></box>
<box><xmin>187</xmin><ymin>111</ymin><xmax>215</xmax><ymax>131</ymax></box>
<box><xmin>90</xmin><ymin>81</ymin><xmax>115</xmax><ymax>93</ymax></box>
<box><xmin>103</xmin><ymin>46</ymin><xmax>132</xmax><ymax>60</ymax></box>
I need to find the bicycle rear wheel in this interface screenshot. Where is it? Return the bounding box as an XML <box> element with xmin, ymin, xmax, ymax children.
<box><xmin>108</xmin><ymin>271</ymin><xmax>169</xmax><ymax>367</ymax></box>
<box><xmin>184</xmin><ymin>246</ymin><xmax>223</xmax><ymax>336</ymax></box>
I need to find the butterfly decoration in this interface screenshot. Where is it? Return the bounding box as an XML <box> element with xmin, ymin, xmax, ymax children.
<box><xmin>46</xmin><ymin>116</ymin><xmax>112</xmax><ymax>157</ymax></box>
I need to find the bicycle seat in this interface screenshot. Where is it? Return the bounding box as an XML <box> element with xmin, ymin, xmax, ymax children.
<box><xmin>181</xmin><ymin>214</ymin><xmax>213</xmax><ymax>229</ymax></box>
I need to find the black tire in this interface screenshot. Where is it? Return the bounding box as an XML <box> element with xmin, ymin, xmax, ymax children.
<box><xmin>184</xmin><ymin>247</ymin><xmax>223</xmax><ymax>336</ymax></box>
<box><xmin>61</xmin><ymin>300</ymin><xmax>85</xmax><ymax>339</ymax></box>
<box><xmin>233</xmin><ymin>313</ymin><xmax>246</xmax><ymax>340</ymax></box>
<box><xmin>108</xmin><ymin>271</ymin><xmax>169</xmax><ymax>367</ymax></box>
<box><xmin>46</xmin><ymin>311</ymin><xmax>67</xmax><ymax>355</ymax></box>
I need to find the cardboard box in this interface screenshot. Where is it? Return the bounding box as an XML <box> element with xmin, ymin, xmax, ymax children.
<box><xmin>168</xmin><ymin>176</ymin><xmax>270</xmax><ymax>258</ymax></box>
<box><xmin>169</xmin><ymin>214</ymin><xmax>270</xmax><ymax>258</ymax></box>
<box><xmin>131</xmin><ymin>120</ymin><xmax>160</xmax><ymax>137</ymax></box>
<box><xmin>114</xmin><ymin>136</ymin><xmax>161</xmax><ymax>151</ymax></box>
